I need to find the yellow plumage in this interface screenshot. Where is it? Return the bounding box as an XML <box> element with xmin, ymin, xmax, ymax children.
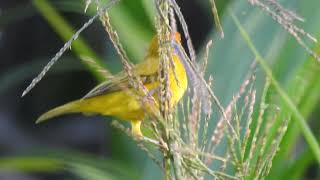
<box><xmin>37</xmin><ymin>33</ymin><xmax>188</xmax><ymax>136</ymax></box>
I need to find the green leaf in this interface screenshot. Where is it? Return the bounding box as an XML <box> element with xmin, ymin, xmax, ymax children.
<box><xmin>0</xmin><ymin>149</ymin><xmax>140</xmax><ymax>180</ymax></box>
<box><xmin>230</xmin><ymin>10</ymin><xmax>320</xmax><ymax>164</ymax></box>
<box><xmin>197</xmin><ymin>0</ymin><xmax>320</xmax><ymax>177</ymax></box>
<box><xmin>52</xmin><ymin>0</ymin><xmax>154</xmax><ymax>62</ymax></box>
<box><xmin>32</xmin><ymin>0</ymin><xmax>107</xmax><ymax>81</ymax></box>
<box><xmin>0</xmin><ymin>156</ymin><xmax>62</xmax><ymax>172</ymax></box>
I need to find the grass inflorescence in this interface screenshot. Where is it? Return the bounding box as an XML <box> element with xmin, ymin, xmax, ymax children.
<box><xmin>23</xmin><ymin>0</ymin><xmax>320</xmax><ymax>179</ymax></box>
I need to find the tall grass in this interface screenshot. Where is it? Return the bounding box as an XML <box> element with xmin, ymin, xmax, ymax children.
<box><xmin>1</xmin><ymin>0</ymin><xmax>319</xmax><ymax>179</ymax></box>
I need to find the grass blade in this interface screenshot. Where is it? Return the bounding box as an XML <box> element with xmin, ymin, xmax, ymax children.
<box><xmin>230</xmin><ymin>11</ymin><xmax>320</xmax><ymax>164</ymax></box>
<box><xmin>32</xmin><ymin>0</ymin><xmax>107</xmax><ymax>81</ymax></box>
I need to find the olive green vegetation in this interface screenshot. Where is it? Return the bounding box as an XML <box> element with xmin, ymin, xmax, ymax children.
<box><xmin>0</xmin><ymin>0</ymin><xmax>319</xmax><ymax>179</ymax></box>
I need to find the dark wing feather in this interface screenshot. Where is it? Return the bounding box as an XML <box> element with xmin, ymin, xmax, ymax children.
<box><xmin>82</xmin><ymin>73</ymin><xmax>158</xmax><ymax>99</ymax></box>
<box><xmin>83</xmin><ymin>55</ymin><xmax>159</xmax><ymax>99</ymax></box>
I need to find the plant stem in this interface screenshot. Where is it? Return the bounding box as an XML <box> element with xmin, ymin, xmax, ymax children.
<box><xmin>231</xmin><ymin>11</ymin><xmax>320</xmax><ymax>165</ymax></box>
<box><xmin>32</xmin><ymin>0</ymin><xmax>107</xmax><ymax>81</ymax></box>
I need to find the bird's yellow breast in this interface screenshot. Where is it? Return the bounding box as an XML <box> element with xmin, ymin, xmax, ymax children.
<box><xmin>35</xmin><ymin>32</ymin><xmax>188</xmax><ymax>137</ymax></box>
<box><xmin>168</xmin><ymin>55</ymin><xmax>188</xmax><ymax>107</ymax></box>
<box><xmin>78</xmin><ymin>54</ymin><xmax>187</xmax><ymax>121</ymax></box>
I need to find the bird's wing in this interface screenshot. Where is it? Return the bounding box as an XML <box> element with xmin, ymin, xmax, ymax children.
<box><xmin>83</xmin><ymin>56</ymin><xmax>159</xmax><ymax>99</ymax></box>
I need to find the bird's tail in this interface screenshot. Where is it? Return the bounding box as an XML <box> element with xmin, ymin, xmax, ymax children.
<box><xmin>36</xmin><ymin>100</ymin><xmax>81</xmax><ymax>123</ymax></box>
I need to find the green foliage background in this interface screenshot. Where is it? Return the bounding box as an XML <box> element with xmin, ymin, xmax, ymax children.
<box><xmin>0</xmin><ymin>0</ymin><xmax>319</xmax><ymax>179</ymax></box>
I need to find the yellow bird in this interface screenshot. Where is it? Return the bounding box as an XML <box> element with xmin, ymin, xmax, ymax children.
<box><xmin>37</xmin><ymin>32</ymin><xmax>188</xmax><ymax>136</ymax></box>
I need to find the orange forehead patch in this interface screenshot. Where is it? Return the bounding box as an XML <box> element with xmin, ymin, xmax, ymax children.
<box><xmin>173</xmin><ymin>32</ymin><xmax>181</xmax><ymax>43</ymax></box>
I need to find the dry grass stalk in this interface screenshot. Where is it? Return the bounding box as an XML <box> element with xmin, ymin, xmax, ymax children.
<box><xmin>26</xmin><ymin>0</ymin><xmax>302</xmax><ymax>179</ymax></box>
<box><xmin>169</xmin><ymin>0</ymin><xmax>197</xmax><ymax>63</ymax></box>
<box><xmin>248</xmin><ymin>0</ymin><xmax>320</xmax><ymax>62</ymax></box>
<box><xmin>81</xmin><ymin>56</ymin><xmax>111</xmax><ymax>78</ymax></box>
<box><xmin>99</xmin><ymin>9</ymin><xmax>163</xmax><ymax>124</ymax></box>
<box><xmin>208</xmin><ymin>0</ymin><xmax>224</xmax><ymax>38</ymax></box>
<box><xmin>21</xmin><ymin>0</ymin><xmax>119</xmax><ymax>97</ymax></box>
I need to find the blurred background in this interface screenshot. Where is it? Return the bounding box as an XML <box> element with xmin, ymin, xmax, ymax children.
<box><xmin>0</xmin><ymin>0</ymin><xmax>319</xmax><ymax>179</ymax></box>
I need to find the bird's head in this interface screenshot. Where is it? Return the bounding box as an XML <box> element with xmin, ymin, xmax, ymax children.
<box><xmin>148</xmin><ymin>32</ymin><xmax>181</xmax><ymax>56</ymax></box>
